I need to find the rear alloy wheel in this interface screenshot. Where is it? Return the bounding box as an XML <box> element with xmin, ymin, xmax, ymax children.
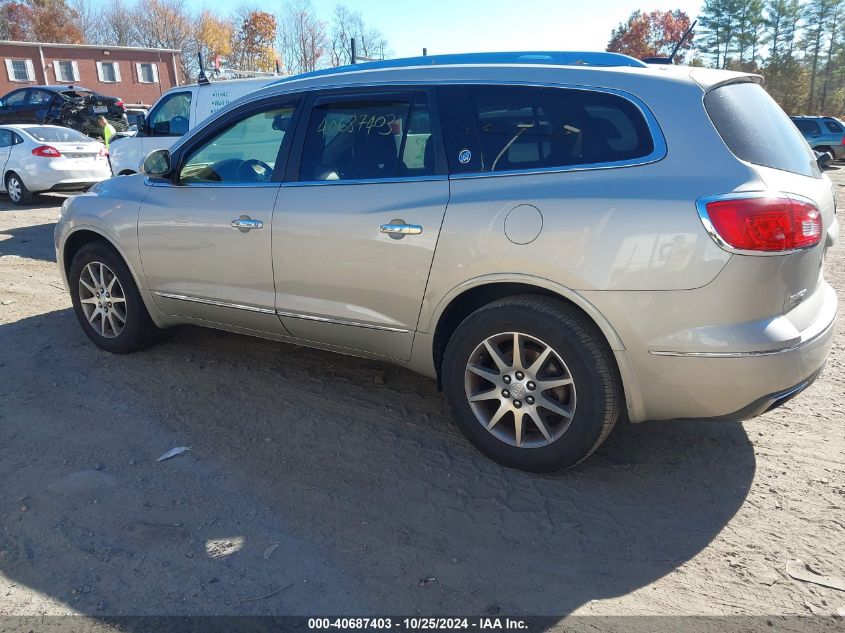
<box><xmin>5</xmin><ymin>173</ymin><xmax>32</xmax><ymax>205</ymax></box>
<box><xmin>442</xmin><ymin>295</ymin><xmax>623</xmax><ymax>472</ymax></box>
<box><xmin>69</xmin><ymin>242</ymin><xmax>160</xmax><ymax>353</ymax></box>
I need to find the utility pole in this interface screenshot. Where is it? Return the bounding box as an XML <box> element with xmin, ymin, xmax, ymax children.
<box><xmin>351</xmin><ymin>37</ymin><xmax>357</xmax><ymax>64</ymax></box>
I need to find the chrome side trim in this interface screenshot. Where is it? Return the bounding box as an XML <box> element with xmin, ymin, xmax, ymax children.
<box><xmin>145</xmin><ymin>177</ymin><xmax>281</xmax><ymax>189</ymax></box>
<box><xmin>276</xmin><ymin>310</ymin><xmax>409</xmax><ymax>333</ymax></box>
<box><xmin>695</xmin><ymin>190</ymin><xmax>822</xmax><ymax>257</ymax></box>
<box><xmin>155</xmin><ymin>292</ymin><xmax>276</xmax><ymax>314</ymax></box>
<box><xmin>282</xmin><ymin>175</ymin><xmax>446</xmax><ymax>187</ymax></box>
<box><xmin>649</xmin><ymin>318</ymin><xmax>835</xmax><ymax>358</ymax></box>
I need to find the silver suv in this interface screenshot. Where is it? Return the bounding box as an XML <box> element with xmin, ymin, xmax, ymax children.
<box><xmin>55</xmin><ymin>52</ymin><xmax>839</xmax><ymax>472</ymax></box>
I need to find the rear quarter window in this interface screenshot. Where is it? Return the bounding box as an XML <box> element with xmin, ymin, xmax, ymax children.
<box><xmin>705</xmin><ymin>82</ymin><xmax>819</xmax><ymax>178</ymax></box>
<box><xmin>438</xmin><ymin>85</ymin><xmax>656</xmax><ymax>174</ymax></box>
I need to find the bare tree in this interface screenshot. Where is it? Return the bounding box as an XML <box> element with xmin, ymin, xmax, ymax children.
<box><xmin>132</xmin><ymin>0</ymin><xmax>196</xmax><ymax>79</ymax></box>
<box><xmin>69</xmin><ymin>0</ymin><xmax>103</xmax><ymax>43</ymax></box>
<box><xmin>278</xmin><ymin>0</ymin><xmax>328</xmax><ymax>74</ymax></box>
<box><xmin>328</xmin><ymin>4</ymin><xmax>389</xmax><ymax>66</ymax></box>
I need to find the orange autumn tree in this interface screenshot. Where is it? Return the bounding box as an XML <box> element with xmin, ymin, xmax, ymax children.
<box><xmin>607</xmin><ymin>9</ymin><xmax>693</xmax><ymax>63</ymax></box>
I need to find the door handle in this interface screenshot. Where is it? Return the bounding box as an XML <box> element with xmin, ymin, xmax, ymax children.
<box><xmin>231</xmin><ymin>216</ymin><xmax>263</xmax><ymax>232</ymax></box>
<box><xmin>379</xmin><ymin>223</ymin><xmax>423</xmax><ymax>236</ymax></box>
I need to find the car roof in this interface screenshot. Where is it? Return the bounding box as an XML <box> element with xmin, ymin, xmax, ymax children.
<box><xmin>6</xmin><ymin>85</ymin><xmax>92</xmax><ymax>92</ymax></box>
<box><xmin>256</xmin><ymin>51</ymin><xmax>759</xmax><ymax>95</ymax></box>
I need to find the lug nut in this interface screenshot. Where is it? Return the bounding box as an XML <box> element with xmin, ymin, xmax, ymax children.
<box><xmin>513</xmin><ymin>400</ymin><xmax>522</xmax><ymax>408</ymax></box>
<box><xmin>526</xmin><ymin>396</ymin><xmax>535</xmax><ymax>405</ymax></box>
<box><xmin>515</xmin><ymin>371</ymin><xmax>524</xmax><ymax>380</ymax></box>
<box><xmin>501</xmin><ymin>389</ymin><xmax>510</xmax><ymax>398</ymax></box>
<box><xmin>527</xmin><ymin>381</ymin><xmax>536</xmax><ymax>391</ymax></box>
<box><xmin>502</xmin><ymin>375</ymin><xmax>511</xmax><ymax>384</ymax></box>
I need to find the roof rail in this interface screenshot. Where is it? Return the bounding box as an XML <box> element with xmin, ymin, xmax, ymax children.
<box><xmin>271</xmin><ymin>51</ymin><xmax>647</xmax><ymax>86</ymax></box>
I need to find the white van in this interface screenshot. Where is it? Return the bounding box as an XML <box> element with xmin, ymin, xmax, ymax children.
<box><xmin>109</xmin><ymin>77</ymin><xmax>278</xmax><ymax>175</ymax></box>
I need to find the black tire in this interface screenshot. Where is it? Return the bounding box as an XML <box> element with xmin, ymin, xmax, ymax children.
<box><xmin>442</xmin><ymin>295</ymin><xmax>623</xmax><ymax>472</ymax></box>
<box><xmin>69</xmin><ymin>242</ymin><xmax>160</xmax><ymax>353</ymax></box>
<box><xmin>5</xmin><ymin>172</ymin><xmax>33</xmax><ymax>205</ymax></box>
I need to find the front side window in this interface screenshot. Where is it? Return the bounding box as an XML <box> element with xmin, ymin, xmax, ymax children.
<box><xmin>794</xmin><ymin>119</ymin><xmax>821</xmax><ymax>135</ymax></box>
<box><xmin>179</xmin><ymin>101</ymin><xmax>297</xmax><ymax>184</ymax></box>
<box><xmin>443</xmin><ymin>85</ymin><xmax>654</xmax><ymax>174</ymax></box>
<box><xmin>148</xmin><ymin>91</ymin><xmax>192</xmax><ymax>136</ymax></box>
<box><xmin>4</xmin><ymin>90</ymin><xmax>27</xmax><ymax>106</ymax></box>
<box><xmin>298</xmin><ymin>91</ymin><xmax>435</xmax><ymax>182</ymax></box>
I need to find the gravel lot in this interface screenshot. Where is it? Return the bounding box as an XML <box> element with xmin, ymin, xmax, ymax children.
<box><xmin>0</xmin><ymin>169</ymin><xmax>843</xmax><ymax>626</ymax></box>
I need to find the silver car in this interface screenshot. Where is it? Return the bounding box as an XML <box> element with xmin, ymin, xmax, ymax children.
<box><xmin>1</xmin><ymin>124</ymin><xmax>110</xmax><ymax>204</ymax></box>
<box><xmin>54</xmin><ymin>52</ymin><xmax>839</xmax><ymax>472</ymax></box>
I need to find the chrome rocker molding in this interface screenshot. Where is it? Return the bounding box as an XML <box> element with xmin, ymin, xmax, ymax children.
<box><xmin>275</xmin><ymin>310</ymin><xmax>409</xmax><ymax>333</ymax></box>
<box><xmin>649</xmin><ymin>318</ymin><xmax>835</xmax><ymax>358</ymax></box>
<box><xmin>155</xmin><ymin>292</ymin><xmax>409</xmax><ymax>333</ymax></box>
<box><xmin>155</xmin><ymin>292</ymin><xmax>277</xmax><ymax>314</ymax></box>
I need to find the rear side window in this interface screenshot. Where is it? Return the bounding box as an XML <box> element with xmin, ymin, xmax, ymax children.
<box><xmin>705</xmin><ymin>83</ymin><xmax>819</xmax><ymax>178</ymax></box>
<box><xmin>825</xmin><ymin>119</ymin><xmax>843</xmax><ymax>133</ymax></box>
<box><xmin>439</xmin><ymin>84</ymin><xmax>654</xmax><ymax>174</ymax></box>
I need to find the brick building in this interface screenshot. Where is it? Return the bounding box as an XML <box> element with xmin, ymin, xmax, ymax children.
<box><xmin>0</xmin><ymin>40</ymin><xmax>182</xmax><ymax>107</ymax></box>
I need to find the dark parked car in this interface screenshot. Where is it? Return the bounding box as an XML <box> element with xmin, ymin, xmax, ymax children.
<box><xmin>0</xmin><ymin>85</ymin><xmax>128</xmax><ymax>139</ymax></box>
<box><xmin>790</xmin><ymin>115</ymin><xmax>845</xmax><ymax>160</ymax></box>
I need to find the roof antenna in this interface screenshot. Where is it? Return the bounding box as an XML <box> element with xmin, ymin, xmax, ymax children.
<box><xmin>642</xmin><ymin>19</ymin><xmax>697</xmax><ymax>65</ymax></box>
<box><xmin>668</xmin><ymin>19</ymin><xmax>696</xmax><ymax>64</ymax></box>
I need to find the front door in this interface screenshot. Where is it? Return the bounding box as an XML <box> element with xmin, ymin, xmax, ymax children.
<box><xmin>138</xmin><ymin>97</ymin><xmax>300</xmax><ymax>334</ymax></box>
<box><xmin>0</xmin><ymin>128</ymin><xmax>13</xmax><ymax>179</ymax></box>
<box><xmin>273</xmin><ymin>89</ymin><xmax>449</xmax><ymax>360</ymax></box>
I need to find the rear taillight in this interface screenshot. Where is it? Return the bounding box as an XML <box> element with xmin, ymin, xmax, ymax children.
<box><xmin>115</xmin><ymin>99</ymin><xmax>124</xmax><ymax>109</ymax></box>
<box><xmin>841</xmin><ymin>135</ymin><xmax>844</xmax><ymax>145</ymax></box>
<box><xmin>701</xmin><ymin>195</ymin><xmax>822</xmax><ymax>252</ymax></box>
<box><xmin>31</xmin><ymin>145</ymin><xmax>61</xmax><ymax>158</ymax></box>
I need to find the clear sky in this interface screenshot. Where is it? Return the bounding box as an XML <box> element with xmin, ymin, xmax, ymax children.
<box><xmin>189</xmin><ymin>0</ymin><xmax>706</xmax><ymax>58</ymax></box>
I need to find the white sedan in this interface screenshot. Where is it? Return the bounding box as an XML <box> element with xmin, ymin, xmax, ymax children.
<box><xmin>0</xmin><ymin>124</ymin><xmax>111</xmax><ymax>205</ymax></box>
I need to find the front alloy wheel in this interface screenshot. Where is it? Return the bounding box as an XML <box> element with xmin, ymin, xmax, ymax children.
<box><xmin>78</xmin><ymin>261</ymin><xmax>127</xmax><ymax>338</ymax></box>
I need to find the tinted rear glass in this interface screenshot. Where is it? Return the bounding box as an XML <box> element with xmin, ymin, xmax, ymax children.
<box><xmin>705</xmin><ymin>83</ymin><xmax>819</xmax><ymax>178</ymax></box>
<box><xmin>825</xmin><ymin>119</ymin><xmax>843</xmax><ymax>133</ymax></box>
<box><xmin>446</xmin><ymin>85</ymin><xmax>654</xmax><ymax>173</ymax></box>
<box><xmin>26</xmin><ymin>126</ymin><xmax>92</xmax><ymax>143</ymax></box>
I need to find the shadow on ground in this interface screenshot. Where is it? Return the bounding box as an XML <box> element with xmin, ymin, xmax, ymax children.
<box><xmin>0</xmin><ymin>220</ymin><xmax>57</xmax><ymax>262</ymax></box>
<box><xmin>0</xmin><ymin>309</ymin><xmax>756</xmax><ymax>619</ymax></box>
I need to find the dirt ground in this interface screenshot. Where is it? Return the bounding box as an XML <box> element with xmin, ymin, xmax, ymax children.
<box><xmin>0</xmin><ymin>167</ymin><xmax>843</xmax><ymax>628</ymax></box>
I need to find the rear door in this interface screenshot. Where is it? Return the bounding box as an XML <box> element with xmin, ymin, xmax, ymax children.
<box><xmin>272</xmin><ymin>87</ymin><xmax>449</xmax><ymax>360</ymax></box>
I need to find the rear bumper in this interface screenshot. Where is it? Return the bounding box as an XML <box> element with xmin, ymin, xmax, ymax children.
<box><xmin>618</xmin><ymin>282</ymin><xmax>837</xmax><ymax>422</ymax></box>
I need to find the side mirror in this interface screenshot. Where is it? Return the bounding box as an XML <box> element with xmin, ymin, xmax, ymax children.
<box><xmin>141</xmin><ymin>149</ymin><xmax>171</xmax><ymax>177</ymax></box>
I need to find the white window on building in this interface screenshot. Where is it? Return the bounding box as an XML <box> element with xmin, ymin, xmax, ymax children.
<box><xmin>53</xmin><ymin>60</ymin><xmax>80</xmax><ymax>83</ymax></box>
<box><xmin>4</xmin><ymin>59</ymin><xmax>35</xmax><ymax>82</ymax></box>
<box><xmin>96</xmin><ymin>61</ymin><xmax>121</xmax><ymax>83</ymax></box>
<box><xmin>136</xmin><ymin>62</ymin><xmax>159</xmax><ymax>84</ymax></box>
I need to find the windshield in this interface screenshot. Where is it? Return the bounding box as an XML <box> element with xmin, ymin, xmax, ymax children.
<box><xmin>26</xmin><ymin>127</ymin><xmax>93</xmax><ymax>143</ymax></box>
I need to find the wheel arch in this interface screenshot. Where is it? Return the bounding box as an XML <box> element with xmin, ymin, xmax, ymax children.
<box><xmin>428</xmin><ymin>276</ymin><xmax>625</xmax><ymax>373</ymax></box>
<box><xmin>61</xmin><ymin>227</ymin><xmax>147</xmax><ymax>297</ymax></box>
<box><xmin>426</xmin><ymin>277</ymin><xmax>643</xmax><ymax>421</ymax></box>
